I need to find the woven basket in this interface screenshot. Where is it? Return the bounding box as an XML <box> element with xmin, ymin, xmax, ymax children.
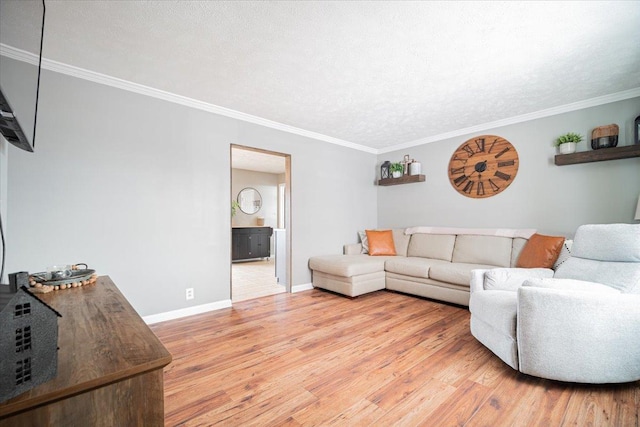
<box><xmin>591</xmin><ymin>124</ymin><xmax>619</xmax><ymax>149</ymax></box>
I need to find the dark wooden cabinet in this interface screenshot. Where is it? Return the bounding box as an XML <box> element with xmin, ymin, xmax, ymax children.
<box><xmin>232</xmin><ymin>227</ymin><xmax>273</xmax><ymax>261</ymax></box>
<box><xmin>0</xmin><ymin>277</ymin><xmax>172</xmax><ymax>426</ymax></box>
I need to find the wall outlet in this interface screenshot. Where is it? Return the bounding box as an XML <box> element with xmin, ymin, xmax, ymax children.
<box><xmin>186</xmin><ymin>288</ymin><xmax>194</xmax><ymax>300</ymax></box>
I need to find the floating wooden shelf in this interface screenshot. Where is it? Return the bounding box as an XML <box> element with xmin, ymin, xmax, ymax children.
<box><xmin>378</xmin><ymin>174</ymin><xmax>425</xmax><ymax>186</ymax></box>
<box><xmin>555</xmin><ymin>145</ymin><xmax>640</xmax><ymax>166</ymax></box>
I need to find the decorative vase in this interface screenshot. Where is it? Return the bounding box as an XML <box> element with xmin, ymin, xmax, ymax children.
<box><xmin>392</xmin><ymin>171</ymin><xmax>402</xmax><ymax>178</ymax></box>
<box><xmin>409</xmin><ymin>161</ymin><xmax>421</xmax><ymax>175</ymax></box>
<box><xmin>558</xmin><ymin>142</ymin><xmax>576</xmax><ymax>154</ymax></box>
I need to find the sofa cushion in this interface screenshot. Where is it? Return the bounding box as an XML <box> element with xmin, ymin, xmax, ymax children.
<box><xmin>366</xmin><ymin>230</ymin><xmax>396</xmax><ymax>256</ymax></box>
<box><xmin>510</xmin><ymin>238</ymin><xmax>528</xmax><ymax>267</ymax></box>
<box><xmin>358</xmin><ymin>230</ymin><xmax>369</xmax><ymax>254</ymax></box>
<box><xmin>516</xmin><ymin>234</ymin><xmax>565</xmax><ymax>268</ymax></box>
<box><xmin>384</xmin><ymin>257</ymin><xmax>451</xmax><ymax>279</ymax></box>
<box><xmin>430</xmin><ymin>262</ymin><xmax>498</xmax><ymax>286</ymax></box>
<box><xmin>392</xmin><ymin>229</ymin><xmax>411</xmax><ymax>257</ymax></box>
<box><xmin>522</xmin><ymin>278</ymin><xmax>621</xmax><ymax>294</ymax></box>
<box><xmin>407</xmin><ymin>233</ymin><xmax>456</xmax><ymax>261</ymax></box>
<box><xmin>484</xmin><ymin>268</ymin><xmax>554</xmax><ymax>291</ymax></box>
<box><xmin>554</xmin><ymin>257</ymin><xmax>640</xmax><ymax>293</ymax></box>
<box><xmin>552</xmin><ymin>239</ymin><xmax>573</xmax><ymax>270</ymax></box>
<box><xmin>452</xmin><ymin>235</ymin><xmax>512</xmax><ymax>267</ymax></box>
<box><xmin>309</xmin><ymin>254</ymin><xmax>392</xmax><ymax>277</ymax></box>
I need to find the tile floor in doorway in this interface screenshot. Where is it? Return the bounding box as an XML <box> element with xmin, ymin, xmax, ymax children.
<box><xmin>231</xmin><ymin>258</ymin><xmax>286</xmax><ymax>302</ymax></box>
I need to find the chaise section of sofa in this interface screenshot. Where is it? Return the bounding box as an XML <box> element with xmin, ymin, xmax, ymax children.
<box><xmin>308</xmin><ymin>255</ymin><xmax>392</xmax><ymax>297</ymax></box>
<box><xmin>307</xmin><ymin>229</ymin><xmax>410</xmax><ymax>297</ymax></box>
<box><xmin>308</xmin><ymin>227</ymin><xmax>536</xmax><ymax>305</ymax></box>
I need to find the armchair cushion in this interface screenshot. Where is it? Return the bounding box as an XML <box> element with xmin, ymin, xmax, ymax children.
<box><xmin>522</xmin><ymin>278</ymin><xmax>621</xmax><ymax>294</ymax></box>
<box><xmin>554</xmin><ymin>257</ymin><xmax>640</xmax><ymax>293</ymax></box>
<box><xmin>484</xmin><ymin>268</ymin><xmax>554</xmax><ymax>291</ymax></box>
<box><xmin>570</xmin><ymin>223</ymin><xmax>640</xmax><ymax>262</ymax></box>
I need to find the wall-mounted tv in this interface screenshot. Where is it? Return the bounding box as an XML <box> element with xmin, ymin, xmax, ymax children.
<box><xmin>0</xmin><ymin>0</ymin><xmax>45</xmax><ymax>153</ymax></box>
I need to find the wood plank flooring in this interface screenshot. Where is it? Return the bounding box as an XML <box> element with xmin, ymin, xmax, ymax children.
<box><xmin>150</xmin><ymin>289</ymin><xmax>639</xmax><ymax>426</ymax></box>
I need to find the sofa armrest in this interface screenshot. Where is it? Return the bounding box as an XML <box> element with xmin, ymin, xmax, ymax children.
<box><xmin>517</xmin><ymin>286</ymin><xmax>640</xmax><ymax>383</ymax></box>
<box><xmin>344</xmin><ymin>243</ymin><xmax>363</xmax><ymax>255</ymax></box>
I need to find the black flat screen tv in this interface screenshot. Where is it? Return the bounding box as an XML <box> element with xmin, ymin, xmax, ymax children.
<box><xmin>0</xmin><ymin>0</ymin><xmax>45</xmax><ymax>153</ymax></box>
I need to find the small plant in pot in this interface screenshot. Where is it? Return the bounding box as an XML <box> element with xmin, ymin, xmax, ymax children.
<box><xmin>555</xmin><ymin>132</ymin><xmax>583</xmax><ymax>154</ymax></box>
<box><xmin>390</xmin><ymin>162</ymin><xmax>404</xmax><ymax>178</ymax></box>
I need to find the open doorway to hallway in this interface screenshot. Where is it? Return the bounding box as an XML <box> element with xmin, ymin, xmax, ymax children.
<box><xmin>230</xmin><ymin>145</ymin><xmax>291</xmax><ymax>303</ymax></box>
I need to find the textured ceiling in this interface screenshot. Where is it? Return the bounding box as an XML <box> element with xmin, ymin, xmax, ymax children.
<box><xmin>1</xmin><ymin>1</ymin><xmax>640</xmax><ymax>152</ymax></box>
<box><xmin>232</xmin><ymin>147</ymin><xmax>286</xmax><ymax>174</ymax></box>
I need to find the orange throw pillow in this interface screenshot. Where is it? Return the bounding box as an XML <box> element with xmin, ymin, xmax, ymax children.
<box><xmin>365</xmin><ymin>230</ymin><xmax>397</xmax><ymax>256</ymax></box>
<box><xmin>516</xmin><ymin>233</ymin><xmax>565</xmax><ymax>268</ymax></box>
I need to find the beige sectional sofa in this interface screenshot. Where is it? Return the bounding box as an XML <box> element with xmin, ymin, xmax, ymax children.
<box><xmin>308</xmin><ymin>227</ymin><xmax>537</xmax><ymax>306</ymax></box>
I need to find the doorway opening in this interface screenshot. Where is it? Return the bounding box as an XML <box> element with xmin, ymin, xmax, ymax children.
<box><xmin>230</xmin><ymin>145</ymin><xmax>291</xmax><ymax>303</ymax></box>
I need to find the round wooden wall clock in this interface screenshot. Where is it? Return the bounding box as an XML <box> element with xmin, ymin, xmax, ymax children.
<box><xmin>448</xmin><ymin>135</ymin><xmax>519</xmax><ymax>198</ymax></box>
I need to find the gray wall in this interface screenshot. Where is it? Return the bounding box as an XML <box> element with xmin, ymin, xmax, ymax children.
<box><xmin>378</xmin><ymin>97</ymin><xmax>640</xmax><ymax>237</ymax></box>
<box><xmin>3</xmin><ymin>54</ymin><xmax>637</xmax><ymax>318</ymax></box>
<box><xmin>231</xmin><ymin>169</ymin><xmax>278</xmax><ymax>228</ymax></box>
<box><xmin>1</xmin><ymin>57</ymin><xmax>378</xmax><ymax>316</ymax></box>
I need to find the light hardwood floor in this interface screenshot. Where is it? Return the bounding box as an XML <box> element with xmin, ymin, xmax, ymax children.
<box><xmin>151</xmin><ymin>289</ymin><xmax>639</xmax><ymax>426</ymax></box>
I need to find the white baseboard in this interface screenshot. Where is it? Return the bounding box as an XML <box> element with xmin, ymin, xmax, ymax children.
<box><xmin>143</xmin><ymin>299</ymin><xmax>232</xmax><ymax>324</ymax></box>
<box><xmin>144</xmin><ymin>285</ymin><xmax>313</xmax><ymax>324</ymax></box>
<box><xmin>292</xmin><ymin>282</ymin><xmax>313</xmax><ymax>293</ymax></box>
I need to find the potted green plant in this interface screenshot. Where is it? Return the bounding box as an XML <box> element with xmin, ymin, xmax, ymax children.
<box><xmin>390</xmin><ymin>162</ymin><xmax>404</xmax><ymax>178</ymax></box>
<box><xmin>231</xmin><ymin>200</ymin><xmax>240</xmax><ymax>217</ymax></box>
<box><xmin>555</xmin><ymin>132</ymin><xmax>583</xmax><ymax>154</ymax></box>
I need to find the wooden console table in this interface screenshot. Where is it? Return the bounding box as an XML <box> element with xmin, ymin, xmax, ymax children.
<box><xmin>0</xmin><ymin>276</ymin><xmax>172</xmax><ymax>426</ymax></box>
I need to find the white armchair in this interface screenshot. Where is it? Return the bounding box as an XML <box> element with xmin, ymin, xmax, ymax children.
<box><xmin>469</xmin><ymin>223</ymin><xmax>640</xmax><ymax>383</ymax></box>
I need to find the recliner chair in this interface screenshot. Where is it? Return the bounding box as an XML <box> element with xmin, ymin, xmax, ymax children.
<box><xmin>469</xmin><ymin>223</ymin><xmax>640</xmax><ymax>383</ymax></box>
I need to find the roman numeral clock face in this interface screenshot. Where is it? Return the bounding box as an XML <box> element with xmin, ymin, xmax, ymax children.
<box><xmin>448</xmin><ymin>135</ymin><xmax>519</xmax><ymax>198</ymax></box>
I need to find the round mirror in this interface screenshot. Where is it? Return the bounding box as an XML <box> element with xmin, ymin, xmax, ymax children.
<box><xmin>237</xmin><ymin>187</ymin><xmax>262</xmax><ymax>215</ymax></box>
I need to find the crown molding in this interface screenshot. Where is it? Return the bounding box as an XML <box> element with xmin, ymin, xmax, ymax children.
<box><xmin>378</xmin><ymin>87</ymin><xmax>640</xmax><ymax>154</ymax></box>
<box><xmin>0</xmin><ymin>44</ymin><xmax>377</xmax><ymax>154</ymax></box>
<box><xmin>0</xmin><ymin>44</ymin><xmax>40</xmax><ymax>65</ymax></box>
<box><xmin>3</xmin><ymin>44</ymin><xmax>638</xmax><ymax>157</ymax></box>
